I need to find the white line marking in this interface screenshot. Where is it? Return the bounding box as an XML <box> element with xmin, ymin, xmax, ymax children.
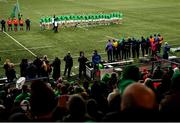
<box><xmin>78</xmin><ymin>26</ymin><xmax>88</xmax><ymax>31</ymax></box>
<box><xmin>0</xmin><ymin>46</ymin><xmax>53</xmax><ymax>53</ymax></box>
<box><xmin>105</xmin><ymin>35</ymin><xmax>119</xmax><ymax>40</ymax></box>
<box><xmin>3</xmin><ymin>31</ymin><xmax>37</xmax><ymax>57</ymax></box>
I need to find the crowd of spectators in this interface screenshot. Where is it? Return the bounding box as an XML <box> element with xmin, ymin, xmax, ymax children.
<box><xmin>0</xmin><ymin>61</ymin><xmax>180</xmax><ymax>121</ymax></box>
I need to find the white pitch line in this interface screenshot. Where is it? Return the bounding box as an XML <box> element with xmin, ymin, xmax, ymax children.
<box><xmin>3</xmin><ymin>31</ymin><xmax>37</xmax><ymax>57</ymax></box>
<box><xmin>0</xmin><ymin>46</ymin><xmax>53</xmax><ymax>53</ymax></box>
<box><xmin>105</xmin><ymin>35</ymin><xmax>119</xmax><ymax>40</ymax></box>
<box><xmin>78</xmin><ymin>26</ymin><xmax>89</xmax><ymax>31</ymax></box>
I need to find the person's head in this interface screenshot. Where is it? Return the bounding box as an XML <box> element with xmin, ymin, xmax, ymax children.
<box><xmin>4</xmin><ymin>59</ymin><xmax>10</xmax><ymax>64</ymax></box>
<box><xmin>108</xmin><ymin>39</ymin><xmax>111</xmax><ymax>42</ymax></box>
<box><xmin>121</xmin><ymin>83</ymin><xmax>156</xmax><ymax>111</ymax></box>
<box><xmin>108</xmin><ymin>94</ymin><xmax>121</xmax><ymax>112</ymax></box>
<box><xmin>30</xmin><ymin>81</ymin><xmax>57</xmax><ymax>117</ymax></box>
<box><xmin>80</xmin><ymin>51</ymin><xmax>84</xmax><ymax>56</ymax></box>
<box><xmin>121</xmin><ymin>65</ymin><xmax>140</xmax><ymax>81</ymax></box>
<box><xmin>94</xmin><ymin>50</ymin><xmax>97</xmax><ymax>54</ymax></box>
<box><xmin>67</xmin><ymin>51</ymin><xmax>71</xmax><ymax>56</ymax></box>
<box><xmin>86</xmin><ymin>99</ymin><xmax>98</xmax><ymax>115</ymax></box>
<box><xmin>67</xmin><ymin>94</ymin><xmax>86</xmax><ymax>118</ymax></box>
<box><xmin>150</xmin><ymin>35</ymin><xmax>152</xmax><ymax>38</ymax></box>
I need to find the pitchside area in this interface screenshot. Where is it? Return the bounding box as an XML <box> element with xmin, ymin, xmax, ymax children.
<box><xmin>0</xmin><ymin>0</ymin><xmax>180</xmax><ymax>77</ymax></box>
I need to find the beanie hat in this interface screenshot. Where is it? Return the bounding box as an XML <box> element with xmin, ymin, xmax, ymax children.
<box><xmin>118</xmin><ymin>79</ymin><xmax>135</xmax><ymax>94</ymax></box>
<box><xmin>120</xmin><ymin>65</ymin><xmax>140</xmax><ymax>81</ymax></box>
<box><xmin>171</xmin><ymin>71</ymin><xmax>180</xmax><ymax>90</ymax></box>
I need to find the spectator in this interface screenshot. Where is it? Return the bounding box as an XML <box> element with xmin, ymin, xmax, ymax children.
<box><xmin>63</xmin><ymin>52</ymin><xmax>73</xmax><ymax>78</ymax></box>
<box><xmin>105</xmin><ymin>40</ymin><xmax>113</xmax><ymax>62</ymax></box>
<box><xmin>163</xmin><ymin>42</ymin><xmax>171</xmax><ymax>59</ymax></box>
<box><xmin>51</xmin><ymin>57</ymin><xmax>61</xmax><ymax>81</ymax></box>
<box><xmin>121</xmin><ymin>83</ymin><xmax>158</xmax><ymax>121</ymax></box>
<box><xmin>14</xmin><ymin>85</ymin><xmax>30</xmax><ymax>104</ymax></box>
<box><xmin>86</xmin><ymin>99</ymin><xmax>104</xmax><ymax>121</ymax></box>
<box><xmin>26</xmin><ymin>63</ymin><xmax>37</xmax><ymax>79</ymax></box>
<box><xmin>3</xmin><ymin>59</ymin><xmax>11</xmax><ymax>82</ymax></box>
<box><xmin>63</xmin><ymin>94</ymin><xmax>91</xmax><ymax>122</ymax></box>
<box><xmin>33</xmin><ymin>57</ymin><xmax>43</xmax><ymax>77</ymax></box>
<box><xmin>78</xmin><ymin>51</ymin><xmax>88</xmax><ymax>79</ymax></box>
<box><xmin>20</xmin><ymin>59</ymin><xmax>28</xmax><ymax>77</ymax></box>
<box><xmin>118</xmin><ymin>65</ymin><xmax>140</xmax><ymax>94</ymax></box>
<box><xmin>152</xmin><ymin>65</ymin><xmax>164</xmax><ymax>79</ymax></box>
<box><xmin>30</xmin><ymin>80</ymin><xmax>57</xmax><ymax>121</ymax></box>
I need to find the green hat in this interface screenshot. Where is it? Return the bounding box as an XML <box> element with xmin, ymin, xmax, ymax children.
<box><xmin>121</xmin><ymin>65</ymin><xmax>140</xmax><ymax>81</ymax></box>
<box><xmin>171</xmin><ymin>71</ymin><xmax>180</xmax><ymax>90</ymax></box>
<box><xmin>118</xmin><ymin>79</ymin><xmax>135</xmax><ymax>94</ymax></box>
<box><xmin>101</xmin><ymin>73</ymin><xmax>110</xmax><ymax>83</ymax></box>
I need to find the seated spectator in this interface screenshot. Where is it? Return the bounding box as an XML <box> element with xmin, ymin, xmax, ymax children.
<box><xmin>14</xmin><ymin>85</ymin><xmax>30</xmax><ymax>104</ymax></box>
<box><xmin>86</xmin><ymin>99</ymin><xmax>104</xmax><ymax>121</ymax></box>
<box><xmin>102</xmin><ymin>94</ymin><xmax>121</xmax><ymax>122</ymax></box>
<box><xmin>121</xmin><ymin>83</ymin><xmax>158</xmax><ymax>121</ymax></box>
<box><xmin>160</xmin><ymin>72</ymin><xmax>180</xmax><ymax>114</ymax></box>
<box><xmin>118</xmin><ymin>65</ymin><xmax>140</xmax><ymax>94</ymax></box>
<box><xmin>63</xmin><ymin>94</ymin><xmax>92</xmax><ymax>122</ymax></box>
<box><xmin>30</xmin><ymin>80</ymin><xmax>57</xmax><ymax>121</ymax></box>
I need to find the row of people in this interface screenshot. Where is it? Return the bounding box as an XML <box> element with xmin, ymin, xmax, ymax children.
<box><xmin>0</xmin><ymin>17</ymin><xmax>31</xmax><ymax>32</ymax></box>
<box><xmin>3</xmin><ymin>50</ymin><xmax>93</xmax><ymax>82</ymax></box>
<box><xmin>105</xmin><ymin>34</ymin><xmax>164</xmax><ymax>62</ymax></box>
<box><xmin>1</xmin><ymin>63</ymin><xmax>180</xmax><ymax>121</ymax></box>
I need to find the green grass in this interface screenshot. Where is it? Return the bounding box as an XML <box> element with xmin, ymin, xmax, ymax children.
<box><xmin>0</xmin><ymin>0</ymin><xmax>180</xmax><ymax>77</ymax></box>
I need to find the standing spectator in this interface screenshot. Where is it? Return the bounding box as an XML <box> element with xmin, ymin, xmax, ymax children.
<box><xmin>92</xmin><ymin>50</ymin><xmax>101</xmax><ymax>79</ymax></box>
<box><xmin>20</xmin><ymin>59</ymin><xmax>28</xmax><ymax>77</ymax></box>
<box><xmin>78</xmin><ymin>51</ymin><xmax>88</xmax><ymax>79</ymax></box>
<box><xmin>51</xmin><ymin>57</ymin><xmax>61</xmax><ymax>81</ymax></box>
<box><xmin>26</xmin><ymin>63</ymin><xmax>37</xmax><ymax>79</ymax></box>
<box><xmin>158</xmin><ymin>34</ymin><xmax>163</xmax><ymax>53</ymax></box>
<box><xmin>112</xmin><ymin>39</ymin><xmax>118</xmax><ymax>61</ymax></box>
<box><xmin>145</xmin><ymin>37</ymin><xmax>150</xmax><ymax>56</ymax></box>
<box><xmin>19</xmin><ymin>18</ymin><xmax>24</xmax><ymax>31</ymax></box>
<box><xmin>33</xmin><ymin>57</ymin><xmax>43</xmax><ymax>77</ymax></box>
<box><xmin>13</xmin><ymin>18</ymin><xmax>18</xmax><ymax>32</ymax></box>
<box><xmin>141</xmin><ymin>36</ymin><xmax>146</xmax><ymax>57</ymax></box>
<box><xmin>92</xmin><ymin>50</ymin><xmax>101</xmax><ymax>70</ymax></box>
<box><xmin>131</xmin><ymin>37</ymin><xmax>136</xmax><ymax>58</ymax></box>
<box><xmin>25</xmin><ymin>18</ymin><xmax>31</xmax><ymax>31</ymax></box>
<box><xmin>7</xmin><ymin>18</ymin><xmax>13</xmax><ymax>31</ymax></box>
<box><xmin>3</xmin><ymin>59</ymin><xmax>11</xmax><ymax>82</ymax></box>
<box><xmin>1</xmin><ymin>18</ymin><xmax>6</xmax><ymax>32</ymax></box>
<box><xmin>63</xmin><ymin>52</ymin><xmax>73</xmax><ymax>78</ymax></box>
<box><xmin>7</xmin><ymin>63</ymin><xmax>16</xmax><ymax>83</ymax></box>
<box><xmin>163</xmin><ymin>42</ymin><xmax>171</xmax><ymax>60</ymax></box>
<box><xmin>136</xmin><ymin>40</ymin><xmax>140</xmax><ymax>59</ymax></box>
<box><xmin>105</xmin><ymin>40</ymin><xmax>113</xmax><ymax>62</ymax></box>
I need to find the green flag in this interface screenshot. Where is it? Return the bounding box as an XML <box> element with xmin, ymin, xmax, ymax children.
<box><xmin>10</xmin><ymin>1</ymin><xmax>20</xmax><ymax>19</ymax></box>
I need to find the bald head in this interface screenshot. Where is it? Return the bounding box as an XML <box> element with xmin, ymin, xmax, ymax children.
<box><xmin>121</xmin><ymin>83</ymin><xmax>156</xmax><ymax>111</ymax></box>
